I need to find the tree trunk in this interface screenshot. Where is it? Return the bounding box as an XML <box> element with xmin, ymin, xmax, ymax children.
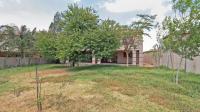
<box><xmin>72</xmin><ymin>61</ymin><xmax>75</xmax><ymax>67</ymax></box>
<box><xmin>184</xmin><ymin>57</ymin><xmax>187</xmax><ymax>73</ymax></box>
<box><xmin>167</xmin><ymin>51</ymin><xmax>170</xmax><ymax>68</ymax></box>
<box><xmin>170</xmin><ymin>51</ymin><xmax>174</xmax><ymax>69</ymax></box>
<box><xmin>176</xmin><ymin>56</ymin><xmax>183</xmax><ymax>84</ymax></box>
<box><xmin>126</xmin><ymin>51</ymin><xmax>129</xmax><ymax>67</ymax></box>
<box><xmin>21</xmin><ymin>49</ymin><xmax>25</xmax><ymax>58</ymax></box>
<box><xmin>92</xmin><ymin>51</ymin><xmax>96</xmax><ymax>64</ymax></box>
<box><xmin>35</xmin><ymin>64</ymin><xmax>42</xmax><ymax>112</ymax></box>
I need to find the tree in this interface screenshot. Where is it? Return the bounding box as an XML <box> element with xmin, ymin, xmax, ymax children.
<box><xmin>15</xmin><ymin>25</ymin><xmax>36</xmax><ymax>58</ymax></box>
<box><xmin>120</xmin><ymin>25</ymin><xmax>137</xmax><ymax>67</ymax></box>
<box><xmin>84</xmin><ymin>19</ymin><xmax>121</xmax><ymax>63</ymax></box>
<box><xmin>162</xmin><ymin>0</ymin><xmax>200</xmax><ymax>84</ymax></box>
<box><xmin>121</xmin><ymin>14</ymin><xmax>157</xmax><ymax>67</ymax></box>
<box><xmin>35</xmin><ymin>31</ymin><xmax>58</xmax><ymax>62</ymax></box>
<box><xmin>49</xmin><ymin>12</ymin><xmax>62</xmax><ymax>33</ymax></box>
<box><xmin>0</xmin><ymin>25</ymin><xmax>16</xmax><ymax>53</ymax></box>
<box><xmin>57</xmin><ymin>4</ymin><xmax>99</xmax><ymax>66</ymax></box>
<box><xmin>0</xmin><ymin>25</ymin><xmax>36</xmax><ymax>59</ymax></box>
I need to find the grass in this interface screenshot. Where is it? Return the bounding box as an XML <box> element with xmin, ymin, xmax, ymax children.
<box><xmin>0</xmin><ymin>64</ymin><xmax>200</xmax><ymax>112</ymax></box>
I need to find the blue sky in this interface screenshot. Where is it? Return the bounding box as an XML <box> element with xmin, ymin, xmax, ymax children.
<box><xmin>0</xmin><ymin>0</ymin><xmax>172</xmax><ymax>51</ymax></box>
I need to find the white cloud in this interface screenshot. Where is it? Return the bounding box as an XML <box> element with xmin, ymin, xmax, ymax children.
<box><xmin>15</xmin><ymin>0</ymin><xmax>21</xmax><ymax>4</ymax></box>
<box><xmin>0</xmin><ymin>1</ymin><xmax>3</xmax><ymax>7</ymax></box>
<box><xmin>104</xmin><ymin>0</ymin><xmax>171</xmax><ymax>22</ymax></box>
<box><xmin>103</xmin><ymin>0</ymin><xmax>172</xmax><ymax>51</ymax></box>
<box><xmin>72</xmin><ymin>0</ymin><xmax>81</xmax><ymax>3</ymax></box>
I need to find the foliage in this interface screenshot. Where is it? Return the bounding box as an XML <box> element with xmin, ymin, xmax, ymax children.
<box><xmin>162</xmin><ymin>0</ymin><xmax>200</xmax><ymax>84</ymax></box>
<box><xmin>35</xmin><ymin>31</ymin><xmax>58</xmax><ymax>61</ymax></box>
<box><xmin>120</xmin><ymin>14</ymin><xmax>157</xmax><ymax>66</ymax></box>
<box><xmin>0</xmin><ymin>25</ymin><xmax>16</xmax><ymax>52</ymax></box>
<box><xmin>49</xmin><ymin>12</ymin><xmax>63</xmax><ymax>33</ymax></box>
<box><xmin>84</xmin><ymin>19</ymin><xmax>121</xmax><ymax>59</ymax></box>
<box><xmin>131</xmin><ymin>14</ymin><xmax>157</xmax><ymax>37</ymax></box>
<box><xmin>163</xmin><ymin>0</ymin><xmax>200</xmax><ymax>60</ymax></box>
<box><xmin>0</xmin><ymin>25</ymin><xmax>36</xmax><ymax>58</ymax></box>
<box><xmin>55</xmin><ymin>4</ymin><xmax>121</xmax><ymax>66</ymax></box>
<box><xmin>15</xmin><ymin>25</ymin><xmax>37</xmax><ymax>58</ymax></box>
<box><xmin>56</xmin><ymin>4</ymin><xmax>98</xmax><ymax>65</ymax></box>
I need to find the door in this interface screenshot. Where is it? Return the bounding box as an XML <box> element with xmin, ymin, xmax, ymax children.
<box><xmin>136</xmin><ymin>50</ymin><xmax>140</xmax><ymax>65</ymax></box>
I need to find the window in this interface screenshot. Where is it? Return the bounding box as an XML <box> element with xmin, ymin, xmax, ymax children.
<box><xmin>123</xmin><ymin>52</ymin><xmax>132</xmax><ymax>58</ymax></box>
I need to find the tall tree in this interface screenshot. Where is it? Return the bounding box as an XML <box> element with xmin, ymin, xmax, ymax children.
<box><xmin>35</xmin><ymin>31</ymin><xmax>58</xmax><ymax>61</ymax></box>
<box><xmin>0</xmin><ymin>25</ymin><xmax>16</xmax><ymax>53</ymax></box>
<box><xmin>121</xmin><ymin>14</ymin><xmax>157</xmax><ymax>67</ymax></box>
<box><xmin>15</xmin><ymin>25</ymin><xmax>36</xmax><ymax>58</ymax></box>
<box><xmin>120</xmin><ymin>25</ymin><xmax>137</xmax><ymax>67</ymax></box>
<box><xmin>57</xmin><ymin>4</ymin><xmax>99</xmax><ymax>66</ymax></box>
<box><xmin>162</xmin><ymin>0</ymin><xmax>200</xmax><ymax>84</ymax></box>
<box><xmin>49</xmin><ymin>12</ymin><xmax>62</xmax><ymax>33</ymax></box>
<box><xmin>84</xmin><ymin>19</ymin><xmax>121</xmax><ymax>62</ymax></box>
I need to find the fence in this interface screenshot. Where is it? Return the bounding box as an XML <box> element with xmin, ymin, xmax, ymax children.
<box><xmin>144</xmin><ymin>51</ymin><xmax>200</xmax><ymax>74</ymax></box>
<box><xmin>0</xmin><ymin>57</ymin><xmax>47</xmax><ymax>69</ymax></box>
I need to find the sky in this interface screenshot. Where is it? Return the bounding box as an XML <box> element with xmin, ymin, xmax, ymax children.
<box><xmin>0</xmin><ymin>0</ymin><xmax>173</xmax><ymax>51</ymax></box>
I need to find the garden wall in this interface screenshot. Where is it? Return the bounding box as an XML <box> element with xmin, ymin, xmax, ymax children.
<box><xmin>0</xmin><ymin>57</ymin><xmax>47</xmax><ymax>69</ymax></box>
<box><xmin>144</xmin><ymin>51</ymin><xmax>200</xmax><ymax>74</ymax></box>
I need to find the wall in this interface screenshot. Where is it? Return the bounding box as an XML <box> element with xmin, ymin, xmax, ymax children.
<box><xmin>116</xmin><ymin>39</ymin><xmax>144</xmax><ymax>66</ymax></box>
<box><xmin>144</xmin><ymin>51</ymin><xmax>200</xmax><ymax>74</ymax></box>
<box><xmin>0</xmin><ymin>57</ymin><xmax>47</xmax><ymax>69</ymax></box>
<box><xmin>143</xmin><ymin>52</ymin><xmax>156</xmax><ymax>66</ymax></box>
<box><xmin>117</xmin><ymin>51</ymin><xmax>133</xmax><ymax>64</ymax></box>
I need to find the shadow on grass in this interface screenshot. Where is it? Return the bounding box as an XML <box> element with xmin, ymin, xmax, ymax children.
<box><xmin>68</xmin><ymin>65</ymin><xmax>122</xmax><ymax>72</ymax></box>
<box><xmin>46</xmin><ymin>64</ymin><xmax>67</xmax><ymax>69</ymax></box>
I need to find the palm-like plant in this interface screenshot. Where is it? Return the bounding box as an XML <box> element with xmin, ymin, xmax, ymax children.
<box><xmin>0</xmin><ymin>25</ymin><xmax>36</xmax><ymax>58</ymax></box>
<box><xmin>15</xmin><ymin>25</ymin><xmax>36</xmax><ymax>58</ymax></box>
<box><xmin>0</xmin><ymin>25</ymin><xmax>16</xmax><ymax>54</ymax></box>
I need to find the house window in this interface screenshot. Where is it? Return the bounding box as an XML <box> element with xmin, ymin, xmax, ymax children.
<box><xmin>123</xmin><ymin>52</ymin><xmax>126</xmax><ymax>57</ymax></box>
<box><xmin>123</xmin><ymin>52</ymin><xmax>132</xmax><ymax>58</ymax></box>
<box><xmin>129</xmin><ymin>52</ymin><xmax>132</xmax><ymax>57</ymax></box>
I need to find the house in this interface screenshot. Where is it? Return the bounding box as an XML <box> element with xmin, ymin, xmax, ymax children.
<box><xmin>92</xmin><ymin>39</ymin><xmax>144</xmax><ymax>66</ymax></box>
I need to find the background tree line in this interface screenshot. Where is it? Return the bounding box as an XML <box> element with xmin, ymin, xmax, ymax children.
<box><xmin>0</xmin><ymin>4</ymin><xmax>156</xmax><ymax>67</ymax></box>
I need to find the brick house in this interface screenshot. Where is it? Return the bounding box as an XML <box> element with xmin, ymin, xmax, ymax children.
<box><xmin>93</xmin><ymin>39</ymin><xmax>144</xmax><ymax>66</ymax></box>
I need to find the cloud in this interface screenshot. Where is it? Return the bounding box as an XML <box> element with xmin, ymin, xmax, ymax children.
<box><xmin>0</xmin><ymin>1</ymin><xmax>3</xmax><ymax>7</ymax></box>
<box><xmin>103</xmin><ymin>0</ymin><xmax>173</xmax><ymax>51</ymax></box>
<box><xmin>73</xmin><ymin>0</ymin><xmax>81</xmax><ymax>3</ymax></box>
<box><xmin>14</xmin><ymin>0</ymin><xmax>21</xmax><ymax>4</ymax></box>
<box><xmin>104</xmin><ymin>0</ymin><xmax>172</xmax><ymax>22</ymax></box>
<box><xmin>0</xmin><ymin>0</ymin><xmax>172</xmax><ymax>51</ymax></box>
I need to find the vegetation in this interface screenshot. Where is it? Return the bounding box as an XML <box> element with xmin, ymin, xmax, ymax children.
<box><xmin>0</xmin><ymin>25</ymin><xmax>36</xmax><ymax>58</ymax></box>
<box><xmin>121</xmin><ymin>14</ymin><xmax>157</xmax><ymax>67</ymax></box>
<box><xmin>0</xmin><ymin>1</ymin><xmax>199</xmax><ymax>111</ymax></box>
<box><xmin>35</xmin><ymin>31</ymin><xmax>58</xmax><ymax>61</ymax></box>
<box><xmin>0</xmin><ymin>64</ymin><xmax>200</xmax><ymax>111</ymax></box>
<box><xmin>161</xmin><ymin>0</ymin><xmax>200</xmax><ymax>84</ymax></box>
<box><xmin>0</xmin><ymin>25</ymin><xmax>16</xmax><ymax>52</ymax></box>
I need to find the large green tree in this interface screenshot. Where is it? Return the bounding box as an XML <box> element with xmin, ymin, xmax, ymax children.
<box><xmin>35</xmin><ymin>31</ymin><xmax>58</xmax><ymax>61</ymax></box>
<box><xmin>56</xmin><ymin>4</ymin><xmax>99</xmax><ymax>66</ymax></box>
<box><xmin>84</xmin><ymin>19</ymin><xmax>121</xmax><ymax>62</ymax></box>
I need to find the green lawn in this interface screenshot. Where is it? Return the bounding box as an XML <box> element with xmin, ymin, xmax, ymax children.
<box><xmin>0</xmin><ymin>64</ymin><xmax>200</xmax><ymax>112</ymax></box>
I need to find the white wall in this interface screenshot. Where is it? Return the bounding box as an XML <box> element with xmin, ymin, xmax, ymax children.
<box><xmin>0</xmin><ymin>57</ymin><xmax>47</xmax><ymax>68</ymax></box>
<box><xmin>160</xmin><ymin>52</ymin><xmax>200</xmax><ymax>74</ymax></box>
